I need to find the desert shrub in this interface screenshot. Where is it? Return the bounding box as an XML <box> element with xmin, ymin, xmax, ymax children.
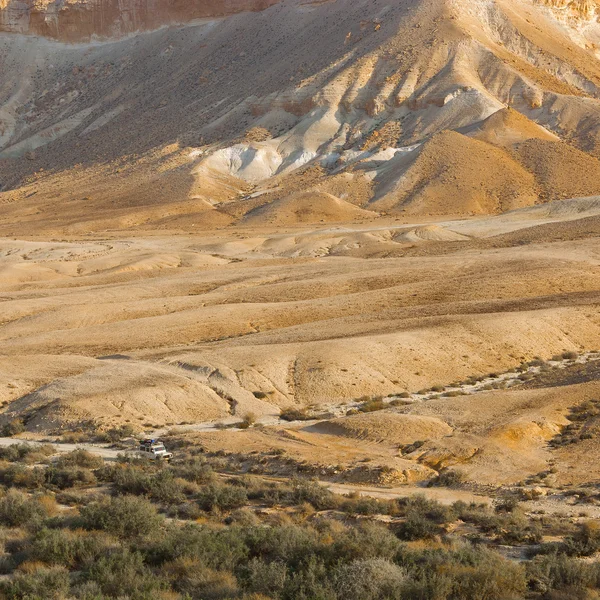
<box><xmin>450</xmin><ymin>558</ymin><xmax>527</xmax><ymax>600</ymax></box>
<box><xmin>45</xmin><ymin>466</ymin><xmax>96</xmax><ymax>490</ymax></box>
<box><xmin>164</xmin><ymin>557</ymin><xmax>239</xmax><ymax>599</ymax></box>
<box><xmin>82</xmin><ymin>548</ymin><xmax>166</xmax><ymax>598</ymax></box>
<box><xmin>56</xmin><ymin>449</ymin><xmax>103</xmax><ymax>470</ymax></box>
<box><xmin>225</xmin><ymin>508</ymin><xmax>261</xmax><ymax>527</ymax></box>
<box><xmin>100</xmin><ymin>465</ymin><xmax>186</xmax><ymax>504</ymax></box>
<box><xmin>174</xmin><ymin>458</ymin><xmax>215</xmax><ymax>484</ymax></box>
<box><xmin>494</xmin><ymin>495</ymin><xmax>520</xmax><ymax>513</ymax></box>
<box><xmin>400</xmin><ymin>573</ymin><xmax>453</xmax><ymax>600</ymax></box>
<box><xmin>341</xmin><ymin>495</ymin><xmax>392</xmax><ymax>516</ymax></box>
<box><xmin>146</xmin><ymin>523</ymin><xmax>249</xmax><ymax>571</ymax></box>
<box><xmin>527</xmin><ymin>553</ymin><xmax>600</xmax><ymax>593</ymax></box>
<box><xmin>562</xmin><ymin>351</ymin><xmax>579</xmax><ymax>360</ymax></box>
<box><xmin>244</xmin><ymin>126</ymin><xmax>272</xmax><ymax>142</ymax></box>
<box><xmin>330</xmin><ymin>522</ymin><xmax>402</xmax><ymax>563</ymax></box>
<box><xmin>395</xmin><ymin>513</ymin><xmax>441</xmax><ymax>541</ymax></box>
<box><xmin>279</xmin><ymin>555</ymin><xmax>335</xmax><ymax>600</ymax></box>
<box><xmin>280</xmin><ymin>408</ymin><xmax>311</xmax><ymax>422</ymax></box>
<box><xmin>458</xmin><ymin>502</ymin><xmax>541</xmax><ymax>544</ymax></box>
<box><xmin>397</xmin><ymin>495</ymin><xmax>457</xmax><ymax>523</ymax></box>
<box><xmin>28</xmin><ymin>528</ymin><xmax>113</xmax><ymax>568</ymax></box>
<box><xmin>143</xmin><ymin>470</ymin><xmax>187</xmax><ymax>505</ymax></box>
<box><xmin>0</xmin><ymin>444</ymin><xmax>55</xmax><ymax>464</ymax></box>
<box><xmin>497</xmin><ymin>512</ymin><xmax>543</xmax><ymax>545</ymax></box>
<box><xmin>167</xmin><ymin>501</ymin><xmax>204</xmax><ymax>521</ymax></box>
<box><xmin>561</xmin><ymin>520</ymin><xmax>600</xmax><ymax>557</ymax></box>
<box><xmin>430</xmin><ymin>469</ymin><xmax>465</xmax><ymax>488</ymax></box>
<box><xmin>239</xmin><ymin>412</ymin><xmax>257</xmax><ymax>429</ymax></box>
<box><xmin>401</xmin><ymin>440</ymin><xmax>426</xmax><ymax>455</ymax></box>
<box><xmin>97</xmin><ymin>464</ymin><xmax>147</xmax><ymax>492</ymax></box>
<box><xmin>0</xmin><ymin>565</ymin><xmax>70</xmax><ymax>600</ymax></box>
<box><xmin>0</xmin><ymin>465</ymin><xmax>46</xmax><ymax>489</ymax></box>
<box><xmin>80</xmin><ymin>495</ymin><xmax>162</xmax><ymax>538</ymax></box>
<box><xmin>245</xmin><ymin>524</ymin><xmax>321</xmax><ymax>567</ymax></box>
<box><xmin>2</xmin><ymin>420</ymin><xmax>25</xmax><ymax>437</ymax></box>
<box><xmin>333</xmin><ymin>558</ymin><xmax>405</xmax><ymax>600</ymax></box>
<box><xmin>197</xmin><ymin>483</ymin><xmax>248</xmax><ymax>512</ymax></box>
<box><xmin>396</xmin><ymin>545</ymin><xmax>527</xmax><ymax>600</ymax></box>
<box><xmin>0</xmin><ymin>490</ymin><xmax>50</xmax><ymax>527</ymax></box>
<box><xmin>240</xmin><ymin>558</ymin><xmax>288</xmax><ymax>597</ymax></box>
<box><xmin>96</xmin><ymin>424</ymin><xmax>135</xmax><ymax>443</ymax></box>
<box><xmin>358</xmin><ymin>398</ymin><xmax>386</xmax><ymax>413</ymax></box>
<box><xmin>286</xmin><ymin>480</ymin><xmax>338</xmax><ymax>510</ymax></box>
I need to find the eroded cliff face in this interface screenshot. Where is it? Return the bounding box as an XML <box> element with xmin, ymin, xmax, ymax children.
<box><xmin>537</xmin><ymin>0</ymin><xmax>599</xmax><ymax>22</ymax></box>
<box><xmin>0</xmin><ymin>0</ymin><xmax>280</xmax><ymax>42</ymax></box>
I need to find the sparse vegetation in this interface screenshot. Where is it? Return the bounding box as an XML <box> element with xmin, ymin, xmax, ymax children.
<box><xmin>358</xmin><ymin>397</ymin><xmax>386</xmax><ymax>413</ymax></box>
<box><xmin>0</xmin><ymin>438</ymin><xmax>595</xmax><ymax>599</ymax></box>
<box><xmin>1</xmin><ymin>419</ymin><xmax>25</xmax><ymax>437</ymax></box>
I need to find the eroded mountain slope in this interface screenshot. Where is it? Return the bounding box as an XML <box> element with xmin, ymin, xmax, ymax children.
<box><xmin>3</xmin><ymin>0</ymin><xmax>600</xmax><ymax>230</ymax></box>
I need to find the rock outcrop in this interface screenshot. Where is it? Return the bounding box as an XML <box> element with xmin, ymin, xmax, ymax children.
<box><xmin>538</xmin><ymin>0</ymin><xmax>599</xmax><ymax>22</ymax></box>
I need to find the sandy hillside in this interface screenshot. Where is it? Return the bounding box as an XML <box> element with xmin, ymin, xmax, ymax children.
<box><xmin>0</xmin><ymin>200</ymin><xmax>599</xmax><ymax>433</ymax></box>
<box><xmin>0</xmin><ymin>0</ymin><xmax>600</xmax><ymax>498</ymax></box>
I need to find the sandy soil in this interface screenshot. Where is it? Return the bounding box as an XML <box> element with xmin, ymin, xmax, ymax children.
<box><xmin>0</xmin><ymin>201</ymin><xmax>598</xmax><ymax>435</ymax></box>
<box><xmin>1</xmin><ymin>0</ymin><xmax>600</xmax><ymax>501</ymax></box>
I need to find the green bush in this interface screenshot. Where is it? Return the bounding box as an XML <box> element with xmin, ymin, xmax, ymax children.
<box><xmin>280</xmin><ymin>555</ymin><xmax>335</xmax><ymax>600</ymax></box>
<box><xmin>430</xmin><ymin>469</ymin><xmax>465</xmax><ymax>488</ymax></box>
<box><xmin>358</xmin><ymin>398</ymin><xmax>386</xmax><ymax>413</ymax></box>
<box><xmin>82</xmin><ymin>548</ymin><xmax>166</xmax><ymax>598</ymax></box>
<box><xmin>174</xmin><ymin>459</ymin><xmax>215</xmax><ymax>484</ymax></box>
<box><xmin>100</xmin><ymin>465</ymin><xmax>186</xmax><ymax>505</ymax></box>
<box><xmin>96</xmin><ymin>424</ymin><xmax>136</xmax><ymax>443</ymax></box>
<box><xmin>245</xmin><ymin>524</ymin><xmax>320</xmax><ymax>568</ymax></box>
<box><xmin>146</xmin><ymin>523</ymin><xmax>249</xmax><ymax>571</ymax></box>
<box><xmin>330</xmin><ymin>522</ymin><xmax>402</xmax><ymax>563</ymax></box>
<box><xmin>0</xmin><ymin>490</ymin><xmax>50</xmax><ymax>527</ymax></box>
<box><xmin>2</xmin><ymin>420</ymin><xmax>25</xmax><ymax>437</ymax></box>
<box><xmin>333</xmin><ymin>558</ymin><xmax>405</xmax><ymax>600</ymax></box>
<box><xmin>80</xmin><ymin>495</ymin><xmax>162</xmax><ymax>538</ymax></box>
<box><xmin>280</xmin><ymin>408</ymin><xmax>312</xmax><ymax>422</ymax></box>
<box><xmin>29</xmin><ymin>528</ymin><xmax>113</xmax><ymax>569</ymax></box>
<box><xmin>197</xmin><ymin>483</ymin><xmax>248</xmax><ymax>512</ymax></box>
<box><xmin>341</xmin><ymin>495</ymin><xmax>392</xmax><ymax>516</ymax></box>
<box><xmin>56</xmin><ymin>449</ymin><xmax>103</xmax><ymax>470</ymax></box>
<box><xmin>0</xmin><ymin>566</ymin><xmax>69</xmax><ymax>600</ymax></box>
<box><xmin>241</xmin><ymin>558</ymin><xmax>288</xmax><ymax>596</ymax></box>
<box><xmin>560</xmin><ymin>521</ymin><xmax>600</xmax><ymax>557</ymax></box>
<box><xmin>287</xmin><ymin>480</ymin><xmax>338</xmax><ymax>510</ymax></box>
<box><xmin>0</xmin><ymin>443</ymin><xmax>55</xmax><ymax>463</ymax></box>
<box><xmin>45</xmin><ymin>466</ymin><xmax>97</xmax><ymax>490</ymax></box>
<box><xmin>395</xmin><ymin>513</ymin><xmax>441</xmax><ymax>541</ymax></box>
<box><xmin>451</xmin><ymin>558</ymin><xmax>527</xmax><ymax>600</ymax></box>
<box><xmin>165</xmin><ymin>557</ymin><xmax>240</xmax><ymax>599</ymax></box>
<box><xmin>527</xmin><ymin>553</ymin><xmax>600</xmax><ymax>592</ymax></box>
<box><xmin>0</xmin><ymin>465</ymin><xmax>46</xmax><ymax>489</ymax></box>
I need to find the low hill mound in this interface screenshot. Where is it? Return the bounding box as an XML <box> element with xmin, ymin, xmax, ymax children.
<box><xmin>243</xmin><ymin>192</ymin><xmax>378</xmax><ymax>225</ymax></box>
<box><xmin>312</xmin><ymin>412</ymin><xmax>453</xmax><ymax>445</ymax></box>
<box><xmin>470</xmin><ymin>108</ymin><xmax>559</xmax><ymax>147</ymax></box>
<box><xmin>373</xmin><ymin>131</ymin><xmax>538</xmax><ymax>216</ymax></box>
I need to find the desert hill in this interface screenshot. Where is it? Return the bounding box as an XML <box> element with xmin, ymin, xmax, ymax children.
<box><xmin>1</xmin><ymin>0</ymin><xmax>600</xmax><ymax>496</ymax></box>
<box><xmin>3</xmin><ymin>0</ymin><xmax>600</xmax><ymax>229</ymax></box>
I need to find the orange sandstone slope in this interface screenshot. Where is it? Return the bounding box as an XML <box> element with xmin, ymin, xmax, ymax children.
<box><xmin>3</xmin><ymin>0</ymin><xmax>600</xmax><ymax>229</ymax></box>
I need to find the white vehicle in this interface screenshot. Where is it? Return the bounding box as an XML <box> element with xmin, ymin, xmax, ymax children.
<box><xmin>137</xmin><ymin>439</ymin><xmax>173</xmax><ymax>462</ymax></box>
